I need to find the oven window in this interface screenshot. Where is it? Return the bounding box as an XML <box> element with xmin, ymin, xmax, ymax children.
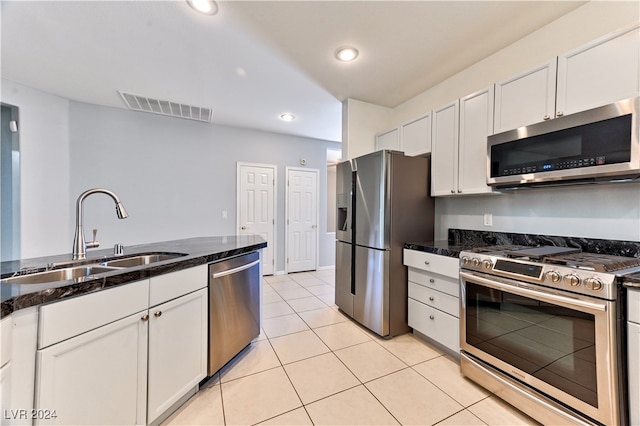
<box><xmin>465</xmin><ymin>282</ymin><xmax>597</xmax><ymax>407</ymax></box>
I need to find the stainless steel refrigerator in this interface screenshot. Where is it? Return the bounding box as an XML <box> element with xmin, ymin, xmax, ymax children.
<box><xmin>335</xmin><ymin>150</ymin><xmax>434</xmax><ymax>337</ymax></box>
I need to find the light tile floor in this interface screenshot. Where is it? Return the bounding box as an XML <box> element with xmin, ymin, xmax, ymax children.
<box><xmin>163</xmin><ymin>269</ymin><xmax>540</xmax><ymax>426</ymax></box>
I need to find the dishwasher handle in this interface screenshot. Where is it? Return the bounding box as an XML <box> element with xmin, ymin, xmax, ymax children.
<box><xmin>211</xmin><ymin>259</ymin><xmax>260</xmax><ymax>279</ymax></box>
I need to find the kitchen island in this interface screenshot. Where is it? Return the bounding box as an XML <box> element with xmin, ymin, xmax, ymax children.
<box><xmin>1</xmin><ymin>235</ymin><xmax>266</xmax><ymax>426</ymax></box>
<box><xmin>1</xmin><ymin>235</ymin><xmax>267</xmax><ymax>318</ymax></box>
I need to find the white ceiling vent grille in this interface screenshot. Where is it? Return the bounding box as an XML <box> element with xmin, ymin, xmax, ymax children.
<box><xmin>118</xmin><ymin>91</ymin><xmax>213</xmax><ymax>123</ymax></box>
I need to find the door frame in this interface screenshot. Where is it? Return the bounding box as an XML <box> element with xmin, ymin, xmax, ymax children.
<box><xmin>285</xmin><ymin>167</ymin><xmax>319</xmax><ymax>274</ymax></box>
<box><xmin>236</xmin><ymin>162</ymin><xmax>277</xmax><ymax>275</ymax></box>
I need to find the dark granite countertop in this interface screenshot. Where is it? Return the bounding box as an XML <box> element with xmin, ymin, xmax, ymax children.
<box><xmin>403</xmin><ymin>240</ymin><xmax>478</xmax><ymax>258</ymax></box>
<box><xmin>405</xmin><ymin>229</ymin><xmax>640</xmax><ymax>289</ymax></box>
<box><xmin>1</xmin><ymin>235</ymin><xmax>267</xmax><ymax>318</ymax></box>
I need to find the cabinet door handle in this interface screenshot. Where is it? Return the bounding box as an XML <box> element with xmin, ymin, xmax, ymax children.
<box><xmin>556</xmin><ymin>111</ymin><xmax>564</xmax><ymax>117</ymax></box>
<box><xmin>429</xmin><ymin>296</ymin><xmax>435</xmax><ymax>301</ymax></box>
<box><xmin>429</xmin><ymin>315</ymin><xmax>435</xmax><ymax>320</ymax></box>
<box><xmin>429</xmin><ymin>278</ymin><xmax>435</xmax><ymax>283</ymax></box>
<box><xmin>141</xmin><ymin>314</ymin><xmax>149</xmax><ymax>322</ymax></box>
<box><xmin>424</xmin><ymin>261</ymin><xmax>430</xmax><ymax>265</ymax></box>
<box><xmin>154</xmin><ymin>311</ymin><xmax>162</xmax><ymax>318</ymax></box>
<box><xmin>543</xmin><ymin>115</ymin><xmax>551</xmax><ymax>120</ymax></box>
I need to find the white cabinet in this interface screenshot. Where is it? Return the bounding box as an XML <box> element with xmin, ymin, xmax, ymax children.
<box><xmin>495</xmin><ymin>24</ymin><xmax>640</xmax><ymax>133</ymax></box>
<box><xmin>494</xmin><ymin>60</ymin><xmax>557</xmax><ymax>133</ymax></box>
<box><xmin>33</xmin><ymin>264</ymin><xmax>209</xmax><ymax>425</ymax></box>
<box><xmin>36</xmin><ymin>311</ymin><xmax>148</xmax><ymax>425</ymax></box>
<box><xmin>557</xmin><ymin>24</ymin><xmax>640</xmax><ymax>117</ymax></box>
<box><xmin>628</xmin><ymin>288</ymin><xmax>640</xmax><ymax>426</ymax></box>
<box><xmin>35</xmin><ymin>280</ymin><xmax>150</xmax><ymax>425</ymax></box>
<box><xmin>374</xmin><ymin>128</ymin><xmax>399</xmax><ymax>151</ymax></box>
<box><xmin>404</xmin><ymin>249</ymin><xmax>460</xmax><ymax>354</ymax></box>
<box><xmin>147</xmin><ymin>288</ymin><xmax>207</xmax><ymax>424</ymax></box>
<box><xmin>400</xmin><ymin>113</ymin><xmax>431</xmax><ymax>157</ymax></box>
<box><xmin>431</xmin><ymin>87</ymin><xmax>494</xmax><ymax>196</ymax></box>
<box><xmin>1</xmin><ymin>315</ymin><xmax>11</xmax><ymax>419</ymax></box>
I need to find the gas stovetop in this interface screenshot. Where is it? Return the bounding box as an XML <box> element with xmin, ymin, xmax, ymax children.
<box><xmin>469</xmin><ymin>245</ymin><xmax>640</xmax><ymax>272</ymax></box>
<box><xmin>460</xmin><ymin>245</ymin><xmax>640</xmax><ymax>300</ymax></box>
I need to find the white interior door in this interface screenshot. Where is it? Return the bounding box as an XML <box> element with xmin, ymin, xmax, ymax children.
<box><xmin>286</xmin><ymin>168</ymin><xmax>318</xmax><ymax>273</ymax></box>
<box><xmin>237</xmin><ymin>163</ymin><xmax>276</xmax><ymax>275</ymax></box>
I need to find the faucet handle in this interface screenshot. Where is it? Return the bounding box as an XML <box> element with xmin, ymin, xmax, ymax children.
<box><xmin>86</xmin><ymin>228</ymin><xmax>100</xmax><ymax>249</ymax></box>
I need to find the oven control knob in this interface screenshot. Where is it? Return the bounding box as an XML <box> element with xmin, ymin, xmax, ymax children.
<box><xmin>584</xmin><ymin>277</ymin><xmax>603</xmax><ymax>291</ymax></box>
<box><xmin>545</xmin><ymin>271</ymin><xmax>561</xmax><ymax>283</ymax></box>
<box><xmin>482</xmin><ymin>259</ymin><xmax>493</xmax><ymax>270</ymax></box>
<box><xmin>563</xmin><ymin>274</ymin><xmax>581</xmax><ymax>287</ymax></box>
<box><xmin>472</xmin><ymin>258</ymin><xmax>481</xmax><ymax>267</ymax></box>
<box><xmin>461</xmin><ymin>256</ymin><xmax>470</xmax><ymax>265</ymax></box>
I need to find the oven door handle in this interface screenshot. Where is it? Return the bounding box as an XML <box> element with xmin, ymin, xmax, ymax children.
<box><xmin>460</xmin><ymin>271</ymin><xmax>607</xmax><ymax>313</ymax></box>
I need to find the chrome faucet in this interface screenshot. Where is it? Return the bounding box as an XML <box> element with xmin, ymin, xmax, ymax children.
<box><xmin>72</xmin><ymin>188</ymin><xmax>128</xmax><ymax>260</ymax></box>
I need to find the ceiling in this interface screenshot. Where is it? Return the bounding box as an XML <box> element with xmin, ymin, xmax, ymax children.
<box><xmin>0</xmin><ymin>0</ymin><xmax>586</xmax><ymax>143</ymax></box>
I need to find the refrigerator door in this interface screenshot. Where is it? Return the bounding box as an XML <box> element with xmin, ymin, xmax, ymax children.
<box><xmin>335</xmin><ymin>160</ymin><xmax>353</xmax><ymax>243</ymax></box>
<box><xmin>353</xmin><ymin>150</ymin><xmax>389</xmax><ymax>250</ymax></box>
<box><xmin>354</xmin><ymin>245</ymin><xmax>389</xmax><ymax>337</ymax></box>
<box><xmin>335</xmin><ymin>240</ymin><xmax>353</xmax><ymax>317</ymax></box>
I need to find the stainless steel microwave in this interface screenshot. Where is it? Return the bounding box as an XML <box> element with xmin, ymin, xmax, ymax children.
<box><xmin>487</xmin><ymin>97</ymin><xmax>640</xmax><ymax>188</ymax></box>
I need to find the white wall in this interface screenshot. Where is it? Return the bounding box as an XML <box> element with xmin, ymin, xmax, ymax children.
<box><xmin>68</xmin><ymin>102</ymin><xmax>340</xmax><ymax>271</ymax></box>
<box><xmin>1</xmin><ymin>80</ymin><xmax>340</xmax><ymax>269</ymax></box>
<box><xmin>342</xmin><ymin>98</ymin><xmax>391</xmax><ymax>159</ymax></box>
<box><xmin>344</xmin><ymin>2</ymin><xmax>640</xmax><ymax>242</ymax></box>
<box><xmin>1</xmin><ymin>79</ymin><xmax>71</xmax><ymax>259</ymax></box>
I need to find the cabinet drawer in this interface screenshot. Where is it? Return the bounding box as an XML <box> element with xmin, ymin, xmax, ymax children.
<box><xmin>629</xmin><ymin>289</ymin><xmax>640</xmax><ymax>324</ymax></box>
<box><xmin>408</xmin><ymin>268</ymin><xmax>459</xmax><ymax>298</ymax></box>
<box><xmin>408</xmin><ymin>298</ymin><xmax>459</xmax><ymax>353</ymax></box>
<box><xmin>149</xmin><ymin>264</ymin><xmax>207</xmax><ymax>307</ymax></box>
<box><xmin>408</xmin><ymin>283</ymin><xmax>459</xmax><ymax>318</ymax></box>
<box><xmin>38</xmin><ymin>279</ymin><xmax>149</xmax><ymax>349</ymax></box>
<box><xmin>403</xmin><ymin>249</ymin><xmax>459</xmax><ymax>278</ymax></box>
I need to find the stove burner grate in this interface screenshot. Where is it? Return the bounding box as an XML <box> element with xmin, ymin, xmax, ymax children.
<box><xmin>542</xmin><ymin>252</ymin><xmax>640</xmax><ymax>272</ymax></box>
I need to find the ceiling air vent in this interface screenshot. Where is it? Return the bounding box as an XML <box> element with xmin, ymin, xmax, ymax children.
<box><xmin>118</xmin><ymin>91</ymin><xmax>213</xmax><ymax>123</ymax></box>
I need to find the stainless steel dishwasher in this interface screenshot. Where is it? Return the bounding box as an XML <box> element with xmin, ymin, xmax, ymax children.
<box><xmin>208</xmin><ymin>251</ymin><xmax>261</xmax><ymax>375</ymax></box>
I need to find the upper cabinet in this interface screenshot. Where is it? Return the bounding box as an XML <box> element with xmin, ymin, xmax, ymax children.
<box><xmin>495</xmin><ymin>23</ymin><xmax>640</xmax><ymax>134</ymax></box>
<box><xmin>494</xmin><ymin>60</ymin><xmax>557</xmax><ymax>134</ymax></box>
<box><xmin>375</xmin><ymin>128</ymin><xmax>400</xmax><ymax>151</ymax></box>
<box><xmin>556</xmin><ymin>24</ymin><xmax>640</xmax><ymax>116</ymax></box>
<box><xmin>375</xmin><ymin>113</ymin><xmax>432</xmax><ymax>156</ymax></box>
<box><xmin>431</xmin><ymin>87</ymin><xmax>494</xmax><ymax>196</ymax></box>
<box><xmin>400</xmin><ymin>113</ymin><xmax>432</xmax><ymax>157</ymax></box>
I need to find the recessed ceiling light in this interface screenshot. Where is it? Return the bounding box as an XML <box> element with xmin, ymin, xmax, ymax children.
<box><xmin>186</xmin><ymin>0</ymin><xmax>218</xmax><ymax>15</ymax></box>
<box><xmin>335</xmin><ymin>47</ymin><xmax>359</xmax><ymax>62</ymax></box>
<box><xmin>280</xmin><ymin>113</ymin><xmax>296</xmax><ymax>122</ymax></box>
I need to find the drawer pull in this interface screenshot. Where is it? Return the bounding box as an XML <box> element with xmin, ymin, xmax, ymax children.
<box><xmin>141</xmin><ymin>314</ymin><xmax>149</xmax><ymax>322</ymax></box>
<box><xmin>154</xmin><ymin>311</ymin><xmax>163</xmax><ymax>318</ymax></box>
<box><xmin>429</xmin><ymin>297</ymin><xmax>435</xmax><ymax>301</ymax></box>
<box><xmin>424</xmin><ymin>261</ymin><xmax>430</xmax><ymax>265</ymax></box>
<box><xmin>429</xmin><ymin>278</ymin><xmax>435</xmax><ymax>283</ymax></box>
<box><xmin>429</xmin><ymin>315</ymin><xmax>435</xmax><ymax>320</ymax></box>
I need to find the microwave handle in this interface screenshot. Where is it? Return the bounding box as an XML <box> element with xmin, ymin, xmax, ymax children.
<box><xmin>460</xmin><ymin>271</ymin><xmax>607</xmax><ymax>314</ymax></box>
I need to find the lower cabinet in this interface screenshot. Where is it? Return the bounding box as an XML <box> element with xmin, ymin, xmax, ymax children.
<box><xmin>404</xmin><ymin>249</ymin><xmax>460</xmax><ymax>354</ymax></box>
<box><xmin>628</xmin><ymin>288</ymin><xmax>640</xmax><ymax>426</ymax></box>
<box><xmin>36</xmin><ymin>312</ymin><xmax>148</xmax><ymax>425</ymax></box>
<box><xmin>147</xmin><ymin>288</ymin><xmax>207</xmax><ymax>424</ymax></box>
<box><xmin>33</xmin><ymin>265</ymin><xmax>208</xmax><ymax>425</ymax></box>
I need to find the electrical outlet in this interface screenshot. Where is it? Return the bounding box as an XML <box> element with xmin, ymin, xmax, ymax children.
<box><xmin>483</xmin><ymin>213</ymin><xmax>493</xmax><ymax>227</ymax></box>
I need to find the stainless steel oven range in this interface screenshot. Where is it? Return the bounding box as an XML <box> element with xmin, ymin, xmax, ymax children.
<box><xmin>459</xmin><ymin>245</ymin><xmax>640</xmax><ymax>425</ymax></box>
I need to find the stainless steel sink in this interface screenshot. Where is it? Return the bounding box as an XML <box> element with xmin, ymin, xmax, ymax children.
<box><xmin>1</xmin><ymin>265</ymin><xmax>120</xmax><ymax>285</ymax></box>
<box><xmin>100</xmin><ymin>252</ymin><xmax>187</xmax><ymax>268</ymax></box>
<box><xmin>1</xmin><ymin>252</ymin><xmax>187</xmax><ymax>285</ymax></box>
